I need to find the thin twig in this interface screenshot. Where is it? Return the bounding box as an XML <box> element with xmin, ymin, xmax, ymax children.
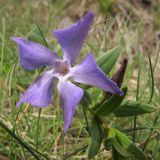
<box><xmin>35</xmin><ymin>108</ymin><xmax>42</xmax><ymax>151</ymax></box>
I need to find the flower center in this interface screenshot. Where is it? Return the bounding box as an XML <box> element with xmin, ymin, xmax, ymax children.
<box><xmin>54</xmin><ymin>60</ymin><xmax>70</xmax><ymax>75</ymax></box>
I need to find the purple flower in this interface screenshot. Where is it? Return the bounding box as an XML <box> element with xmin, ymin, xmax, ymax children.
<box><xmin>12</xmin><ymin>12</ymin><xmax>123</xmax><ymax>132</ymax></box>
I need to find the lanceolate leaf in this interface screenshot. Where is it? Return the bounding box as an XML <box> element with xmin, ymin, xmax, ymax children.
<box><xmin>95</xmin><ymin>87</ymin><xmax>127</xmax><ymax>116</ymax></box>
<box><xmin>106</xmin><ymin>128</ymin><xmax>146</xmax><ymax>160</ymax></box>
<box><xmin>112</xmin><ymin>138</ymin><xmax>132</xmax><ymax>157</ymax></box>
<box><xmin>88</xmin><ymin>117</ymin><xmax>103</xmax><ymax>159</ymax></box>
<box><xmin>80</xmin><ymin>90</ymin><xmax>92</xmax><ymax>109</ymax></box>
<box><xmin>106</xmin><ymin>127</ymin><xmax>116</xmax><ymax>139</ymax></box>
<box><xmin>113</xmin><ymin>129</ymin><xmax>146</xmax><ymax>160</ymax></box>
<box><xmin>113</xmin><ymin>100</ymin><xmax>156</xmax><ymax>117</ymax></box>
<box><xmin>97</xmin><ymin>46</ymin><xmax>122</xmax><ymax>75</ymax></box>
<box><xmin>112</xmin><ymin>145</ymin><xmax>128</xmax><ymax>160</ymax></box>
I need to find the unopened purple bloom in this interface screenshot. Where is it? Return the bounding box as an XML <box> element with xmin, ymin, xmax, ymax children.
<box><xmin>12</xmin><ymin>12</ymin><xmax>123</xmax><ymax>132</ymax></box>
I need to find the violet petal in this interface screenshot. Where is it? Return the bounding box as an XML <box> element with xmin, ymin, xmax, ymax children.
<box><xmin>53</xmin><ymin>11</ymin><xmax>94</xmax><ymax>65</ymax></box>
<box><xmin>57</xmin><ymin>80</ymin><xmax>84</xmax><ymax>132</ymax></box>
<box><xmin>70</xmin><ymin>54</ymin><xmax>124</xmax><ymax>96</ymax></box>
<box><xmin>16</xmin><ymin>71</ymin><xmax>54</xmax><ymax>107</ymax></box>
<box><xmin>12</xmin><ymin>37</ymin><xmax>59</xmax><ymax>70</ymax></box>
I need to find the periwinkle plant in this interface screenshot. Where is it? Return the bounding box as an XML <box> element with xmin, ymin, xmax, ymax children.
<box><xmin>12</xmin><ymin>11</ymin><xmax>156</xmax><ymax>159</ymax></box>
<box><xmin>12</xmin><ymin>12</ymin><xmax>123</xmax><ymax>132</ymax></box>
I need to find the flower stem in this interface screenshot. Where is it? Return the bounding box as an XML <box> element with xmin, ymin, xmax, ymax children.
<box><xmin>35</xmin><ymin>108</ymin><xmax>42</xmax><ymax>151</ymax></box>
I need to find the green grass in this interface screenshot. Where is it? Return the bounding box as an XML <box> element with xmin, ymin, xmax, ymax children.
<box><xmin>0</xmin><ymin>0</ymin><xmax>160</xmax><ymax>159</ymax></box>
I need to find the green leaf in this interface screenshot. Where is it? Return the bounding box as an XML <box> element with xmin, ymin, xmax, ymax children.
<box><xmin>112</xmin><ymin>138</ymin><xmax>132</xmax><ymax>157</ymax></box>
<box><xmin>112</xmin><ymin>129</ymin><xmax>146</xmax><ymax>160</ymax></box>
<box><xmin>88</xmin><ymin>117</ymin><xmax>102</xmax><ymax>159</ymax></box>
<box><xmin>95</xmin><ymin>87</ymin><xmax>127</xmax><ymax>116</ymax></box>
<box><xmin>80</xmin><ymin>90</ymin><xmax>92</xmax><ymax>109</ymax></box>
<box><xmin>97</xmin><ymin>46</ymin><xmax>122</xmax><ymax>75</ymax></box>
<box><xmin>113</xmin><ymin>100</ymin><xmax>156</xmax><ymax>117</ymax></box>
<box><xmin>106</xmin><ymin>128</ymin><xmax>132</xmax><ymax>157</ymax></box>
<box><xmin>112</xmin><ymin>145</ymin><xmax>128</xmax><ymax>160</ymax></box>
<box><xmin>106</xmin><ymin>127</ymin><xmax>116</xmax><ymax>139</ymax></box>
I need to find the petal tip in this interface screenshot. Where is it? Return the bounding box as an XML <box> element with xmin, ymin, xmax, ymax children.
<box><xmin>52</xmin><ymin>30</ymin><xmax>58</xmax><ymax>36</ymax></box>
<box><xmin>113</xmin><ymin>82</ymin><xmax>124</xmax><ymax>96</ymax></box>
<box><xmin>119</xmin><ymin>90</ymin><xmax>124</xmax><ymax>96</ymax></box>
<box><xmin>64</xmin><ymin>120</ymin><xmax>72</xmax><ymax>133</ymax></box>
<box><xmin>11</xmin><ymin>36</ymin><xmax>22</xmax><ymax>43</ymax></box>
<box><xmin>86</xmin><ymin>11</ymin><xmax>94</xmax><ymax>18</ymax></box>
<box><xmin>11</xmin><ymin>37</ymin><xmax>25</xmax><ymax>46</ymax></box>
<box><xmin>11</xmin><ymin>36</ymin><xmax>18</xmax><ymax>42</ymax></box>
<box><xmin>64</xmin><ymin>125</ymin><xmax>68</xmax><ymax>133</ymax></box>
<box><xmin>16</xmin><ymin>101</ymin><xmax>21</xmax><ymax>107</ymax></box>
